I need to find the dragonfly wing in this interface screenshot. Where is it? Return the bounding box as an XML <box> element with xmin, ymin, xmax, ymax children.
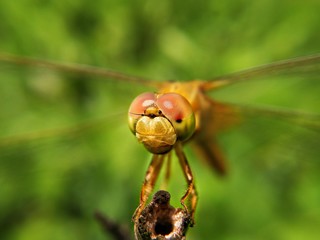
<box><xmin>209</xmin><ymin>100</ymin><xmax>320</xmax><ymax>172</ymax></box>
<box><xmin>0</xmin><ymin>53</ymin><xmax>164</xmax><ymax>88</ymax></box>
<box><xmin>190</xmin><ymin>88</ymin><xmax>320</xmax><ymax>176</ymax></box>
<box><xmin>202</xmin><ymin>54</ymin><xmax>320</xmax><ymax>90</ymax></box>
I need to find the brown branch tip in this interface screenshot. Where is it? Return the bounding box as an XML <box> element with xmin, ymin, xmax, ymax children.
<box><xmin>134</xmin><ymin>190</ymin><xmax>192</xmax><ymax>240</ymax></box>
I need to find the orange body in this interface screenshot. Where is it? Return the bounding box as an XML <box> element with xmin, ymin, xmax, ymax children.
<box><xmin>159</xmin><ymin>81</ymin><xmax>237</xmax><ymax>174</ymax></box>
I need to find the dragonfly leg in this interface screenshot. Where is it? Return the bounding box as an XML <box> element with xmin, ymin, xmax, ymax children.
<box><xmin>132</xmin><ymin>154</ymin><xmax>165</xmax><ymax>223</ymax></box>
<box><xmin>175</xmin><ymin>142</ymin><xmax>198</xmax><ymax>226</ymax></box>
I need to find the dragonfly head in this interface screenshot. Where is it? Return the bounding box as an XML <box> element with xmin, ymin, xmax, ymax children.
<box><xmin>128</xmin><ymin>92</ymin><xmax>195</xmax><ymax>154</ymax></box>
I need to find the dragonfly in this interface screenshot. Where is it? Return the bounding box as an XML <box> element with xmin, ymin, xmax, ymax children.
<box><xmin>0</xmin><ymin>53</ymin><xmax>320</xmax><ymax>239</ymax></box>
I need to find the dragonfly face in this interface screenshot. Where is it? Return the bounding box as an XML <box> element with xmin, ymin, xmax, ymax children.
<box><xmin>128</xmin><ymin>92</ymin><xmax>195</xmax><ymax>153</ymax></box>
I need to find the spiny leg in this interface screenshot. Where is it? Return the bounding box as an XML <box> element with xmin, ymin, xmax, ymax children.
<box><xmin>133</xmin><ymin>154</ymin><xmax>165</xmax><ymax>223</ymax></box>
<box><xmin>175</xmin><ymin>142</ymin><xmax>198</xmax><ymax>226</ymax></box>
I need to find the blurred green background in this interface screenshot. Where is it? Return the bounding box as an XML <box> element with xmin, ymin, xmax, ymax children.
<box><xmin>0</xmin><ymin>0</ymin><xmax>320</xmax><ymax>239</ymax></box>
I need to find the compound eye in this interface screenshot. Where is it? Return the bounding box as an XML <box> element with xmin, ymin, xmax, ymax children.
<box><xmin>128</xmin><ymin>92</ymin><xmax>156</xmax><ymax>133</ymax></box>
<box><xmin>157</xmin><ymin>93</ymin><xmax>195</xmax><ymax>141</ymax></box>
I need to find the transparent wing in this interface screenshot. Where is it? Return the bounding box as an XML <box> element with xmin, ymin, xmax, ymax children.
<box><xmin>200</xmin><ymin>54</ymin><xmax>320</xmax><ymax>131</ymax></box>
<box><xmin>199</xmin><ymin>54</ymin><xmax>320</xmax><ymax>171</ymax></box>
<box><xmin>0</xmin><ymin>53</ymin><xmax>163</xmax><ymax>88</ymax></box>
<box><xmin>202</xmin><ymin>54</ymin><xmax>320</xmax><ymax>90</ymax></box>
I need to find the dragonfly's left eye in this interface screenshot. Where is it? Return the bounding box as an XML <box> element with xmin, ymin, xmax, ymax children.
<box><xmin>128</xmin><ymin>92</ymin><xmax>156</xmax><ymax>134</ymax></box>
<box><xmin>157</xmin><ymin>93</ymin><xmax>195</xmax><ymax>142</ymax></box>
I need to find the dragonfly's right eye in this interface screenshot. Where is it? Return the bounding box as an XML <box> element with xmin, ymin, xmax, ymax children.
<box><xmin>128</xmin><ymin>92</ymin><xmax>156</xmax><ymax>134</ymax></box>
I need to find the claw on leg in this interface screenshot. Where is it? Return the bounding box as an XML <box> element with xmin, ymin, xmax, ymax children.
<box><xmin>175</xmin><ymin>142</ymin><xmax>198</xmax><ymax>226</ymax></box>
<box><xmin>133</xmin><ymin>154</ymin><xmax>165</xmax><ymax>223</ymax></box>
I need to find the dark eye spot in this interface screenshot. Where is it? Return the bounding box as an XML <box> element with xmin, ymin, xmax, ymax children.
<box><xmin>176</xmin><ymin>119</ymin><xmax>182</xmax><ymax>123</ymax></box>
<box><xmin>158</xmin><ymin>110</ymin><xmax>162</xmax><ymax>115</ymax></box>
